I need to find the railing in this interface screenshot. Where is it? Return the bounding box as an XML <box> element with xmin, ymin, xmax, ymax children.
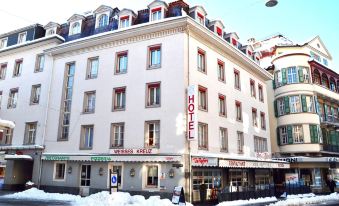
<box><xmin>320</xmin><ymin>114</ymin><xmax>339</xmax><ymax>125</ymax></box>
<box><xmin>323</xmin><ymin>144</ymin><xmax>339</xmax><ymax>153</ymax></box>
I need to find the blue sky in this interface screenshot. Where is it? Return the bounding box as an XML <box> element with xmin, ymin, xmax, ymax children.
<box><xmin>0</xmin><ymin>0</ymin><xmax>338</xmax><ymax>71</ymax></box>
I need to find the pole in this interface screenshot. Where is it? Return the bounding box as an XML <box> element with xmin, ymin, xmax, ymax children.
<box><xmin>117</xmin><ymin>168</ymin><xmax>119</xmax><ymax>192</ymax></box>
<box><xmin>109</xmin><ymin>169</ymin><xmax>112</xmax><ymax>194</ymax></box>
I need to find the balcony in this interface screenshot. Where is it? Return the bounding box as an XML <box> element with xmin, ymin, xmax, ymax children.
<box><xmin>320</xmin><ymin>114</ymin><xmax>339</xmax><ymax>127</ymax></box>
<box><xmin>322</xmin><ymin>144</ymin><xmax>339</xmax><ymax>153</ymax></box>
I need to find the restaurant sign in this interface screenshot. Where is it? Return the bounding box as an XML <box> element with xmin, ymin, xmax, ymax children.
<box><xmin>219</xmin><ymin>159</ymin><xmax>289</xmax><ymax>169</ymax></box>
<box><xmin>191</xmin><ymin>157</ymin><xmax>218</xmax><ymax>167</ymax></box>
<box><xmin>110</xmin><ymin>148</ymin><xmax>158</xmax><ymax>155</ymax></box>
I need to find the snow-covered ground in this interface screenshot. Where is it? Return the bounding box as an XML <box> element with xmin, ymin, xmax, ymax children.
<box><xmin>269</xmin><ymin>193</ymin><xmax>339</xmax><ymax>206</ymax></box>
<box><xmin>2</xmin><ymin>188</ymin><xmax>193</xmax><ymax>206</ymax></box>
<box><xmin>217</xmin><ymin>196</ymin><xmax>277</xmax><ymax>206</ymax></box>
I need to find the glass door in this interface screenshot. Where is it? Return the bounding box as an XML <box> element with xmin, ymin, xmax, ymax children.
<box><xmin>80</xmin><ymin>165</ymin><xmax>91</xmax><ymax>186</ymax></box>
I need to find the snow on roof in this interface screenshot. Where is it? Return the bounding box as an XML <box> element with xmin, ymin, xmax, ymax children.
<box><xmin>5</xmin><ymin>154</ymin><xmax>33</xmax><ymax>161</ymax></box>
<box><xmin>0</xmin><ymin>119</ymin><xmax>15</xmax><ymax>129</ymax></box>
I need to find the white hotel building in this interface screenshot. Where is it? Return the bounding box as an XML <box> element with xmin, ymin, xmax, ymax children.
<box><xmin>0</xmin><ymin>0</ymin><xmax>288</xmax><ymax>201</ymax></box>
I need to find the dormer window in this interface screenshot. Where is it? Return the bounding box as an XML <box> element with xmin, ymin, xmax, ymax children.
<box><xmin>70</xmin><ymin>22</ymin><xmax>81</xmax><ymax>35</ymax></box>
<box><xmin>98</xmin><ymin>14</ymin><xmax>109</xmax><ymax>28</ymax></box>
<box><xmin>151</xmin><ymin>7</ymin><xmax>162</xmax><ymax>21</ymax></box>
<box><xmin>216</xmin><ymin>27</ymin><xmax>222</xmax><ymax>37</ymax></box>
<box><xmin>48</xmin><ymin>30</ymin><xmax>55</xmax><ymax>35</ymax></box>
<box><xmin>232</xmin><ymin>38</ymin><xmax>237</xmax><ymax>47</ymax></box>
<box><xmin>44</xmin><ymin>22</ymin><xmax>60</xmax><ymax>37</ymax></box>
<box><xmin>18</xmin><ymin>32</ymin><xmax>27</xmax><ymax>44</ymax></box>
<box><xmin>197</xmin><ymin>12</ymin><xmax>204</xmax><ymax>24</ymax></box>
<box><xmin>120</xmin><ymin>16</ymin><xmax>130</xmax><ymax>28</ymax></box>
<box><xmin>0</xmin><ymin>38</ymin><xmax>7</xmax><ymax>49</ymax></box>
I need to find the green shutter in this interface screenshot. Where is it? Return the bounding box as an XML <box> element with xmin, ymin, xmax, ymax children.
<box><xmin>323</xmin><ymin>104</ymin><xmax>328</xmax><ymax>121</ymax></box>
<box><xmin>287</xmin><ymin>125</ymin><xmax>293</xmax><ymax>144</ymax></box>
<box><xmin>276</xmin><ymin>128</ymin><xmax>281</xmax><ymax>146</ymax></box>
<box><xmin>310</xmin><ymin>125</ymin><xmax>319</xmax><ymax>143</ymax></box>
<box><xmin>272</xmin><ymin>79</ymin><xmax>276</xmax><ymax>89</ymax></box>
<box><xmin>284</xmin><ymin>96</ymin><xmax>290</xmax><ymax>114</ymax></box>
<box><xmin>309</xmin><ymin>125</ymin><xmax>314</xmax><ymax>143</ymax></box>
<box><xmin>282</xmin><ymin>68</ymin><xmax>287</xmax><ymax>85</ymax></box>
<box><xmin>301</xmin><ymin>95</ymin><xmax>307</xmax><ymax>112</ymax></box>
<box><xmin>298</xmin><ymin>67</ymin><xmax>304</xmax><ymax>83</ymax></box>
<box><xmin>330</xmin><ymin>131</ymin><xmax>336</xmax><ymax>146</ymax></box>
<box><xmin>274</xmin><ymin>100</ymin><xmax>278</xmax><ymax>117</ymax></box>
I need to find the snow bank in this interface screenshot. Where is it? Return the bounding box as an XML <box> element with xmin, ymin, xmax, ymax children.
<box><xmin>217</xmin><ymin>196</ymin><xmax>277</xmax><ymax>206</ymax></box>
<box><xmin>269</xmin><ymin>193</ymin><xmax>339</xmax><ymax>206</ymax></box>
<box><xmin>3</xmin><ymin>188</ymin><xmax>193</xmax><ymax>206</ymax></box>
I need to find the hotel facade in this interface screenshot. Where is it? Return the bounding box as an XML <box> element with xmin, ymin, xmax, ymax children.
<box><xmin>0</xmin><ymin>0</ymin><xmax>288</xmax><ymax>201</ymax></box>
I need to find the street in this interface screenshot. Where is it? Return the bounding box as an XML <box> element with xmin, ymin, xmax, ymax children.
<box><xmin>0</xmin><ymin>198</ymin><xmax>71</xmax><ymax>206</ymax></box>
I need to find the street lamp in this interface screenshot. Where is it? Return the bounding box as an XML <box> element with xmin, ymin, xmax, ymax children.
<box><xmin>265</xmin><ymin>0</ymin><xmax>278</xmax><ymax>7</ymax></box>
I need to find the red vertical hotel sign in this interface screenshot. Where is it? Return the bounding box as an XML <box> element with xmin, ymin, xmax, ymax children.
<box><xmin>187</xmin><ymin>85</ymin><xmax>197</xmax><ymax>140</ymax></box>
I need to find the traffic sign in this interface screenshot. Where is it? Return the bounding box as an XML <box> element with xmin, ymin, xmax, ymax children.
<box><xmin>111</xmin><ymin>173</ymin><xmax>118</xmax><ymax>187</ymax></box>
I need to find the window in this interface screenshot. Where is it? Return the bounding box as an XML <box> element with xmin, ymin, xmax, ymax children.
<box><xmin>287</xmin><ymin>67</ymin><xmax>298</xmax><ymax>84</ymax></box>
<box><xmin>54</xmin><ymin>162</ymin><xmax>66</xmax><ymax>180</ymax></box>
<box><xmin>151</xmin><ymin>7</ymin><xmax>162</xmax><ymax>21</ymax></box>
<box><xmin>35</xmin><ymin>54</ymin><xmax>45</xmax><ymax>72</ymax></box>
<box><xmin>115</xmin><ymin>51</ymin><xmax>128</xmax><ymax>74</ymax></box>
<box><xmin>197</xmin><ymin>49</ymin><xmax>206</xmax><ymax>73</ymax></box>
<box><xmin>218</xmin><ymin>94</ymin><xmax>226</xmax><ymax>116</ymax></box>
<box><xmin>0</xmin><ymin>91</ymin><xmax>2</xmax><ymax>109</ymax></box>
<box><xmin>234</xmin><ymin>69</ymin><xmax>240</xmax><ymax>89</ymax></box>
<box><xmin>18</xmin><ymin>32</ymin><xmax>27</xmax><ymax>44</ymax></box>
<box><xmin>217</xmin><ymin>60</ymin><xmax>225</xmax><ymax>82</ymax></box>
<box><xmin>310</xmin><ymin>51</ymin><xmax>321</xmax><ymax>62</ymax></box>
<box><xmin>279</xmin><ymin>126</ymin><xmax>288</xmax><ymax>145</ymax></box>
<box><xmin>98</xmin><ymin>14</ymin><xmax>108</xmax><ymax>28</ymax></box>
<box><xmin>250</xmin><ymin>79</ymin><xmax>256</xmax><ymax>98</ymax></box>
<box><xmin>260</xmin><ymin>112</ymin><xmax>266</xmax><ymax>130</ymax></box>
<box><xmin>80</xmin><ymin>165</ymin><xmax>91</xmax><ymax>186</ymax></box>
<box><xmin>220</xmin><ymin>127</ymin><xmax>228</xmax><ymax>152</ymax></box>
<box><xmin>275</xmin><ymin>70</ymin><xmax>282</xmax><ymax>87</ymax></box>
<box><xmin>48</xmin><ymin>29</ymin><xmax>55</xmax><ymax>35</ymax></box>
<box><xmin>254</xmin><ymin>136</ymin><xmax>268</xmax><ymax>153</ymax></box>
<box><xmin>306</xmin><ymin>96</ymin><xmax>314</xmax><ymax>112</ymax></box>
<box><xmin>120</xmin><ymin>16</ymin><xmax>130</xmax><ymax>28</ymax></box>
<box><xmin>258</xmin><ymin>84</ymin><xmax>264</xmax><ymax>102</ymax></box>
<box><xmin>277</xmin><ymin>98</ymin><xmax>285</xmax><ymax>116</ymax></box>
<box><xmin>216</xmin><ymin>27</ymin><xmax>222</xmax><ymax>37</ymax></box>
<box><xmin>86</xmin><ymin>57</ymin><xmax>98</xmax><ymax>79</ymax></box>
<box><xmin>13</xmin><ymin>59</ymin><xmax>23</xmax><ymax>77</ymax></box>
<box><xmin>145</xmin><ymin>121</ymin><xmax>160</xmax><ymax>148</ymax></box>
<box><xmin>237</xmin><ymin>131</ymin><xmax>244</xmax><ymax>154</ymax></box>
<box><xmin>146</xmin><ymin>165</ymin><xmax>158</xmax><ymax>187</ymax></box>
<box><xmin>235</xmin><ymin>101</ymin><xmax>242</xmax><ymax>121</ymax></box>
<box><xmin>293</xmin><ymin>125</ymin><xmax>303</xmax><ymax>143</ymax></box>
<box><xmin>198</xmin><ymin>86</ymin><xmax>207</xmax><ymax>111</ymax></box>
<box><xmin>197</xmin><ymin>12</ymin><xmax>204</xmax><ymax>24</ymax></box>
<box><xmin>0</xmin><ymin>63</ymin><xmax>7</xmax><ymax>80</ymax></box>
<box><xmin>113</xmin><ymin>87</ymin><xmax>126</xmax><ymax>110</ymax></box>
<box><xmin>24</xmin><ymin>122</ymin><xmax>37</xmax><ymax>144</ymax></box>
<box><xmin>0</xmin><ymin>128</ymin><xmax>13</xmax><ymax>145</ymax></box>
<box><xmin>252</xmin><ymin>108</ymin><xmax>258</xmax><ymax>127</ymax></box>
<box><xmin>0</xmin><ymin>38</ymin><xmax>7</xmax><ymax>49</ymax></box>
<box><xmin>70</xmin><ymin>22</ymin><xmax>81</xmax><ymax>35</ymax></box>
<box><xmin>80</xmin><ymin>125</ymin><xmax>94</xmax><ymax>149</ymax></box>
<box><xmin>83</xmin><ymin>91</ymin><xmax>96</xmax><ymax>113</ymax></box>
<box><xmin>111</xmin><ymin>123</ymin><xmax>124</xmax><ymax>148</ymax></box>
<box><xmin>30</xmin><ymin>84</ymin><xmax>41</xmax><ymax>104</ymax></box>
<box><xmin>198</xmin><ymin>122</ymin><xmax>208</xmax><ymax>149</ymax></box>
<box><xmin>323</xmin><ymin>58</ymin><xmax>328</xmax><ymax>66</ymax></box>
<box><xmin>146</xmin><ymin>82</ymin><xmax>160</xmax><ymax>107</ymax></box>
<box><xmin>290</xmin><ymin>95</ymin><xmax>301</xmax><ymax>113</ymax></box>
<box><xmin>148</xmin><ymin>45</ymin><xmax>161</xmax><ymax>68</ymax></box>
<box><xmin>8</xmin><ymin>88</ymin><xmax>18</xmax><ymax>109</ymax></box>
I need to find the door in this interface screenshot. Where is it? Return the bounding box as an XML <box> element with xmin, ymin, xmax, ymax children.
<box><xmin>108</xmin><ymin>164</ymin><xmax>123</xmax><ymax>189</ymax></box>
<box><xmin>79</xmin><ymin>165</ymin><xmax>91</xmax><ymax>196</ymax></box>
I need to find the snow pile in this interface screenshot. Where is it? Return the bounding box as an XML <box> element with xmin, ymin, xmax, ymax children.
<box><xmin>217</xmin><ymin>196</ymin><xmax>277</xmax><ymax>206</ymax></box>
<box><xmin>25</xmin><ymin>181</ymin><xmax>35</xmax><ymax>186</ymax></box>
<box><xmin>270</xmin><ymin>193</ymin><xmax>339</xmax><ymax>206</ymax></box>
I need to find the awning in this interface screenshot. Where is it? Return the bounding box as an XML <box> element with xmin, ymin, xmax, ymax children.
<box><xmin>42</xmin><ymin>154</ymin><xmax>182</xmax><ymax>162</ymax></box>
<box><xmin>5</xmin><ymin>155</ymin><xmax>33</xmax><ymax>161</ymax></box>
<box><xmin>0</xmin><ymin>119</ymin><xmax>15</xmax><ymax>129</ymax></box>
<box><xmin>219</xmin><ymin>159</ymin><xmax>290</xmax><ymax>169</ymax></box>
<box><xmin>273</xmin><ymin>156</ymin><xmax>339</xmax><ymax>163</ymax></box>
<box><xmin>0</xmin><ymin>145</ymin><xmax>44</xmax><ymax>151</ymax></box>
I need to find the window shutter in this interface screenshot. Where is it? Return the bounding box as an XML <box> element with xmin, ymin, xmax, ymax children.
<box><xmin>276</xmin><ymin>128</ymin><xmax>281</xmax><ymax>146</ymax></box>
<box><xmin>274</xmin><ymin>100</ymin><xmax>278</xmax><ymax>117</ymax></box>
<box><xmin>314</xmin><ymin>125</ymin><xmax>319</xmax><ymax>143</ymax></box>
<box><xmin>282</xmin><ymin>68</ymin><xmax>287</xmax><ymax>85</ymax></box>
<box><xmin>301</xmin><ymin>95</ymin><xmax>307</xmax><ymax>112</ymax></box>
<box><xmin>310</xmin><ymin>125</ymin><xmax>316</xmax><ymax>143</ymax></box>
<box><xmin>298</xmin><ymin>67</ymin><xmax>304</xmax><ymax>83</ymax></box>
<box><xmin>287</xmin><ymin>125</ymin><xmax>293</xmax><ymax>144</ymax></box>
<box><xmin>272</xmin><ymin>79</ymin><xmax>276</xmax><ymax>89</ymax></box>
<box><xmin>323</xmin><ymin>104</ymin><xmax>328</xmax><ymax>121</ymax></box>
<box><xmin>284</xmin><ymin>96</ymin><xmax>290</xmax><ymax>114</ymax></box>
<box><xmin>330</xmin><ymin>131</ymin><xmax>336</xmax><ymax>146</ymax></box>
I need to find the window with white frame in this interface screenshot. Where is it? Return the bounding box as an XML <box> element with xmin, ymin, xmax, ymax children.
<box><xmin>80</xmin><ymin>165</ymin><xmax>91</xmax><ymax>186</ymax></box>
<box><xmin>113</xmin><ymin>87</ymin><xmax>126</xmax><ymax>110</ymax></box>
<box><xmin>83</xmin><ymin>91</ymin><xmax>96</xmax><ymax>113</ymax></box>
<box><xmin>98</xmin><ymin>14</ymin><xmax>108</xmax><ymax>28</ymax></box>
<box><xmin>111</xmin><ymin>123</ymin><xmax>124</xmax><ymax>148</ymax></box>
<box><xmin>146</xmin><ymin>165</ymin><xmax>158</xmax><ymax>187</ymax></box>
<box><xmin>30</xmin><ymin>84</ymin><xmax>41</xmax><ymax>104</ymax></box>
<box><xmin>54</xmin><ymin>162</ymin><xmax>66</xmax><ymax>180</ymax></box>
<box><xmin>24</xmin><ymin>122</ymin><xmax>37</xmax><ymax>144</ymax></box>
<box><xmin>146</xmin><ymin>82</ymin><xmax>160</xmax><ymax>107</ymax></box>
<box><xmin>120</xmin><ymin>16</ymin><xmax>130</xmax><ymax>28</ymax></box>
<box><xmin>235</xmin><ymin>101</ymin><xmax>242</xmax><ymax>121</ymax></box>
<box><xmin>35</xmin><ymin>54</ymin><xmax>45</xmax><ymax>72</ymax></box>
<box><xmin>277</xmin><ymin>98</ymin><xmax>285</xmax><ymax>116</ymax></box>
<box><xmin>70</xmin><ymin>22</ymin><xmax>81</xmax><ymax>35</ymax></box>
<box><xmin>290</xmin><ymin>95</ymin><xmax>301</xmax><ymax>113</ymax></box>
<box><xmin>198</xmin><ymin>122</ymin><xmax>208</xmax><ymax>149</ymax></box>
<box><xmin>279</xmin><ymin>126</ymin><xmax>288</xmax><ymax>145</ymax></box>
<box><xmin>254</xmin><ymin>136</ymin><xmax>268</xmax><ymax>153</ymax></box>
<box><xmin>219</xmin><ymin>94</ymin><xmax>226</xmax><ymax>116</ymax></box>
<box><xmin>218</xmin><ymin>60</ymin><xmax>225</xmax><ymax>82</ymax></box>
<box><xmin>151</xmin><ymin>8</ymin><xmax>162</xmax><ymax>21</ymax></box>
<box><xmin>237</xmin><ymin>131</ymin><xmax>244</xmax><ymax>154</ymax></box>
<box><xmin>0</xmin><ymin>38</ymin><xmax>7</xmax><ymax>49</ymax></box>
<box><xmin>0</xmin><ymin>128</ymin><xmax>13</xmax><ymax>145</ymax></box>
<box><xmin>87</xmin><ymin>57</ymin><xmax>98</xmax><ymax>79</ymax></box>
<box><xmin>197</xmin><ymin>49</ymin><xmax>206</xmax><ymax>73</ymax></box>
<box><xmin>306</xmin><ymin>96</ymin><xmax>314</xmax><ymax>112</ymax></box>
<box><xmin>0</xmin><ymin>63</ymin><xmax>7</xmax><ymax>80</ymax></box>
<box><xmin>13</xmin><ymin>59</ymin><xmax>23</xmax><ymax>77</ymax></box>
<box><xmin>293</xmin><ymin>125</ymin><xmax>303</xmax><ymax>143</ymax></box>
<box><xmin>287</xmin><ymin>67</ymin><xmax>298</xmax><ymax>84</ymax></box>
<box><xmin>80</xmin><ymin>125</ymin><xmax>94</xmax><ymax>149</ymax></box>
<box><xmin>145</xmin><ymin>121</ymin><xmax>160</xmax><ymax>148</ymax></box>
<box><xmin>197</xmin><ymin>12</ymin><xmax>204</xmax><ymax>24</ymax></box>
<box><xmin>148</xmin><ymin>45</ymin><xmax>161</xmax><ymax>68</ymax></box>
<box><xmin>220</xmin><ymin>127</ymin><xmax>228</xmax><ymax>152</ymax></box>
<box><xmin>234</xmin><ymin>69</ymin><xmax>241</xmax><ymax>89</ymax></box>
<box><xmin>198</xmin><ymin>86</ymin><xmax>207</xmax><ymax>111</ymax></box>
<box><xmin>115</xmin><ymin>51</ymin><xmax>128</xmax><ymax>74</ymax></box>
<box><xmin>275</xmin><ymin>70</ymin><xmax>282</xmax><ymax>87</ymax></box>
<box><xmin>301</xmin><ymin>66</ymin><xmax>310</xmax><ymax>83</ymax></box>
<box><xmin>18</xmin><ymin>32</ymin><xmax>27</xmax><ymax>44</ymax></box>
<box><xmin>252</xmin><ymin>108</ymin><xmax>258</xmax><ymax>127</ymax></box>
<box><xmin>8</xmin><ymin>88</ymin><xmax>18</xmax><ymax>109</ymax></box>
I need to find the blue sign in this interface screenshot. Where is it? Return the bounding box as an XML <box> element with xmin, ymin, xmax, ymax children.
<box><xmin>111</xmin><ymin>173</ymin><xmax>118</xmax><ymax>187</ymax></box>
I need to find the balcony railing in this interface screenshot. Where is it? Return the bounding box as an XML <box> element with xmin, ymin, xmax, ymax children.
<box><xmin>323</xmin><ymin>144</ymin><xmax>339</xmax><ymax>153</ymax></box>
<box><xmin>320</xmin><ymin>114</ymin><xmax>339</xmax><ymax>126</ymax></box>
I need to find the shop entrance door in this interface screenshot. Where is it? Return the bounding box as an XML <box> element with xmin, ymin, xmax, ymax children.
<box><xmin>229</xmin><ymin>169</ymin><xmax>248</xmax><ymax>192</ymax></box>
<box><xmin>108</xmin><ymin>164</ymin><xmax>123</xmax><ymax>189</ymax></box>
<box><xmin>79</xmin><ymin>164</ymin><xmax>91</xmax><ymax>196</ymax></box>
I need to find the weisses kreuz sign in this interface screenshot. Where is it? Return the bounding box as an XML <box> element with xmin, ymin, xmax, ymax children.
<box><xmin>187</xmin><ymin>85</ymin><xmax>197</xmax><ymax>141</ymax></box>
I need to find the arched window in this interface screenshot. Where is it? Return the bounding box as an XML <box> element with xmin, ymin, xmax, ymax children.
<box><xmin>321</xmin><ymin>73</ymin><xmax>329</xmax><ymax>89</ymax></box>
<box><xmin>329</xmin><ymin>77</ymin><xmax>336</xmax><ymax>91</ymax></box>
<box><xmin>71</xmin><ymin>22</ymin><xmax>80</xmax><ymax>35</ymax></box>
<box><xmin>313</xmin><ymin>69</ymin><xmax>321</xmax><ymax>84</ymax></box>
<box><xmin>98</xmin><ymin>14</ymin><xmax>108</xmax><ymax>28</ymax></box>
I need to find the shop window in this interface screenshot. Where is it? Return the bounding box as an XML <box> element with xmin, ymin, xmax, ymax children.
<box><xmin>80</xmin><ymin>125</ymin><xmax>94</xmax><ymax>149</ymax></box>
<box><xmin>24</xmin><ymin>122</ymin><xmax>37</xmax><ymax>145</ymax></box>
<box><xmin>198</xmin><ymin>122</ymin><xmax>208</xmax><ymax>150</ymax></box>
<box><xmin>115</xmin><ymin>51</ymin><xmax>128</xmax><ymax>74</ymax></box>
<box><xmin>146</xmin><ymin>165</ymin><xmax>158</xmax><ymax>187</ymax></box>
<box><xmin>111</xmin><ymin>123</ymin><xmax>124</xmax><ymax>148</ymax></box>
<box><xmin>113</xmin><ymin>87</ymin><xmax>126</xmax><ymax>111</ymax></box>
<box><xmin>54</xmin><ymin>162</ymin><xmax>66</xmax><ymax>181</ymax></box>
<box><xmin>86</xmin><ymin>57</ymin><xmax>98</xmax><ymax>79</ymax></box>
<box><xmin>30</xmin><ymin>84</ymin><xmax>41</xmax><ymax>104</ymax></box>
<box><xmin>83</xmin><ymin>91</ymin><xmax>96</xmax><ymax>113</ymax></box>
<box><xmin>145</xmin><ymin>121</ymin><xmax>160</xmax><ymax>148</ymax></box>
<box><xmin>80</xmin><ymin>165</ymin><xmax>91</xmax><ymax>186</ymax></box>
<box><xmin>146</xmin><ymin>82</ymin><xmax>160</xmax><ymax>107</ymax></box>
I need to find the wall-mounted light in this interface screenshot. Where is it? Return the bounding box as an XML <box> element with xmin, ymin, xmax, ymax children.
<box><xmin>130</xmin><ymin>168</ymin><xmax>135</xmax><ymax>177</ymax></box>
<box><xmin>169</xmin><ymin>168</ymin><xmax>175</xmax><ymax>178</ymax></box>
<box><xmin>67</xmin><ymin>166</ymin><xmax>72</xmax><ymax>174</ymax></box>
<box><xmin>99</xmin><ymin>167</ymin><xmax>104</xmax><ymax>176</ymax></box>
